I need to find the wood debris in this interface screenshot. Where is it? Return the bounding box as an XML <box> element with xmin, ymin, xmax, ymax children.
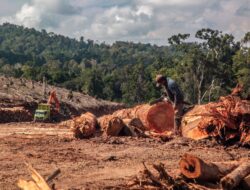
<box><xmin>128</xmin><ymin>153</ymin><xmax>250</xmax><ymax>190</ymax></box>
<box><xmin>182</xmin><ymin>88</ymin><xmax>250</xmax><ymax>146</ymax></box>
<box><xmin>17</xmin><ymin>163</ymin><xmax>60</xmax><ymax>190</ymax></box>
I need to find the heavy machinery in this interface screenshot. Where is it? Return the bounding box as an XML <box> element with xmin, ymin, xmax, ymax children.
<box><xmin>34</xmin><ymin>90</ymin><xmax>60</xmax><ymax>122</ymax></box>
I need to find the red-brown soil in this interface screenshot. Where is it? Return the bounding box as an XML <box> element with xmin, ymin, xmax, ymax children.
<box><xmin>0</xmin><ymin>122</ymin><xmax>249</xmax><ymax>190</ymax></box>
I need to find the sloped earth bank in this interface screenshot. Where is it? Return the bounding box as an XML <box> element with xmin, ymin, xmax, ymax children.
<box><xmin>0</xmin><ymin>76</ymin><xmax>124</xmax><ymax>121</ymax></box>
<box><xmin>0</xmin><ymin>123</ymin><xmax>249</xmax><ymax>190</ymax></box>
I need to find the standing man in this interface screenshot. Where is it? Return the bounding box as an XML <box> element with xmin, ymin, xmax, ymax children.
<box><xmin>154</xmin><ymin>74</ymin><xmax>184</xmax><ymax>135</ymax></box>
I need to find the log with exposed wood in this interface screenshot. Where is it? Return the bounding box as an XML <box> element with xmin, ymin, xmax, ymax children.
<box><xmin>179</xmin><ymin>154</ymin><xmax>250</xmax><ymax>190</ymax></box>
<box><xmin>181</xmin><ymin>93</ymin><xmax>250</xmax><ymax>146</ymax></box>
<box><xmin>179</xmin><ymin>153</ymin><xmax>240</xmax><ymax>181</ymax></box>
<box><xmin>99</xmin><ymin>102</ymin><xmax>174</xmax><ymax>133</ymax></box>
<box><xmin>71</xmin><ymin>112</ymin><xmax>97</xmax><ymax>138</ymax></box>
<box><xmin>98</xmin><ymin>116</ymin><xmax>126</xmax><ymax>136</ymax></box>
<box><xmin>17</xmin><ymin>163</ymin><xmax>60</xmax><ymax>190</ymax></box>
<box><xmin>220</xmin><ymin>162</ymin><xmax>250</xmax><ymax>190</ymax></box>
<box><xmin>60</xmin><ymin>112</ymin><xmax>97</xmax><ymax>138</ymax></box>
<box><xmin>121</xmin><ymin>118</ymin><xmax>148</xmax><ymax>137</ymax></box>
<box><xmin>17</xmin><ymin>164</ymin><xmax>51</xmax><ymax>190</ymax></box>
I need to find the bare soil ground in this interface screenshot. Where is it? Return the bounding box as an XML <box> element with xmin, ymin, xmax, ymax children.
<box><xmin>0</xmin><ymin>122</ymin><xmax>249</xmax><ymax>190</ymax></box>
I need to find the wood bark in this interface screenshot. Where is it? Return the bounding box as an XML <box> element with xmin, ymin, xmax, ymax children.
<box><xmin>179</xmin><ymin>153</ymin><xmax>240</xmax><ymax>181</ymax></box>
<box><xmin>220</xmin><ymin>162</ymin><xmax>250</xmax><ymax>190</ymax></box>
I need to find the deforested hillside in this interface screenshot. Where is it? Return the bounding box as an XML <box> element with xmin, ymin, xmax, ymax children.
<box><xmin>0</xmin><ymin>75</ymin><xmax>124</xmax><ymax>118</ymax></box>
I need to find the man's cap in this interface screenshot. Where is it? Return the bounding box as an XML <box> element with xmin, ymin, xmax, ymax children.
<box><xmin>155</xmin><ymin>74</ymin><xmax>166</xmax><ymax>87</ymax></box>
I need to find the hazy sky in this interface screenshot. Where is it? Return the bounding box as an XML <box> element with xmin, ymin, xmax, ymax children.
<box><xmin>0</xmin><ymin>0</ymin><xmax>249</xmax><ymax>45</ymax></box>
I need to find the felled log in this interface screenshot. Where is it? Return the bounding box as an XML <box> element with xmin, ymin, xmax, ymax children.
<box><xmin>98</xmin><ymin>116</ymin><xmax>126</xmax><ymax>136</ymax></box>
<box><xmin>181</xmin><ymin>105</ymin><xmax>210</xmax><ymax>140</ymax></box>
<box><xmin>181</xmin><ymin>94</ymin><xmax>250</xmax><ymax>145</ymax></box>
<box><xmin>0</xmin><ymin>107</ymin><xmax>32</xmax><ymax>123</ymax></box>
<box><xmin>121</xmin><ymin>118</ymin><xmax>148</xmax><ymax>137</ymax></box>
<box><xmin>179</xmin><ymin>154</ymin><xmax>240</xmax><ymax>181</ymax></box>
<box><xmin>72</xmin><ymin>112</ymin><xmax>97</xmax><ymax>138</ymax></box>
<box><xmin>123</xmin><ymin>118</ymin><xmax>145</xmax><ymax>131</ymax></box>
<box><xmin>220</xmin><ymin>162</ymin><xmax>250</xmax><ymax>190</ymax></box>
<box><xmin>60</xmin><ymin>112</ymin><xmax>97</xmax><ymax>138</ymax></box>
<box><xmin>99</xmin><ymin>102</ymin><xmax>174</xmax><ymax>133</ymax></box>
<box><xmin>144</xmin><ymin>131</ymin><xmax>174</xmax><ymax>142</ymax></box>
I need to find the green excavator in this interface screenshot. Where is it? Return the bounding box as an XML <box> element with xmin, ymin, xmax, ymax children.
<box><xmin>34</xmin><ymin>91</ymin><xmax>60</xmax><ymax>122</ymax></box>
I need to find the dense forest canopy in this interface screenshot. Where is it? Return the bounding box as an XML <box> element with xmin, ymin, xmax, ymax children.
<box><xmin>0</xmin><ymin>23</ymin><xmax>249</xmax><ymax>105</ymax></box>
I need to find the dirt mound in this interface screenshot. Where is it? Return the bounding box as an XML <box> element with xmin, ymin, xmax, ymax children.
<box><xmin>0</xmin><ymin>107</ymin><xmax>32</xmax><ymax>123</ymax></box>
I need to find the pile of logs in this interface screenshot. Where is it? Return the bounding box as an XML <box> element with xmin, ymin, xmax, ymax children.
<box><xmin>129</xmin><ymin>153</ymin><xmax>250</xmax><ymax>190</ymax></box>
<box><xmin>98</xmin><ymin>102</ymin><xmax>174</xmax><ymax>136</ymax></box>
<box><xmin>60</xmin><ymin>105</ymin><xmax>174</xmax><ymax>140</ymax></box>
<box><xmin>182</xmin><ymin>93</ymin><xmax>250</xmax><ymax>146</ymax></box>
<box><xmin>0</xmin><ymin>107</ymin><xmax>32</xmax><ymax>123</ymax></box>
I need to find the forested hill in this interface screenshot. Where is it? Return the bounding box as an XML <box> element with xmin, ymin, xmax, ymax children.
<box><xmin>0</xmin><ymin>23</ymin><xmax>249</xmax><ymax>105</ymax></box>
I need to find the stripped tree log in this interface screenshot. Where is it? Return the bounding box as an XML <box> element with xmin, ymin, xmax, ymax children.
<box><xmin>179</xmin><ymin>154</ymin><xmax>240</xmax><ymax>181</ymax></box>
<box><xmin>99</xmin><ymin>102</ymin><xmax>174</xmax><ymax>133</ymax></box>
<box><xmin>220</xmin><ymin>162</ymin><xmax>250</xmax><ymax>190</ymax></box>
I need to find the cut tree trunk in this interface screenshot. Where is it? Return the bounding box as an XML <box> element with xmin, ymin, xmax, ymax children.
<box><xmin>99</xmin><ymin>102</ymin><xmax>174</xmax><ymax>133</ymax></box>
<box><xmin>61</xmin><ymin>112</ymin><xmax>97</xmax><ymax>138</ymax></box>
<box><xmin>123</xmin><ymin>118</ymin><xmax>145</xmax><ymax>131</ymax></box>
<box><xmin>98</xmin><ymin>116</ymin><xmax>126</xmax><ymax>136</ymax></box>
<box><xmin>220</xmin><ymin>162</ymin><xmax>250</xmax><ymax>190</ymax></box>
<box><xmin>181</xmin><ymin>105</ymin><xmax>211</xmax><ymax>140</ymax></box>
<box><xmin>181</xmin><ymin>95</ymin><xmax>250</xmax><ymax>146</ymax></box>
<box><xmin>179</xmin><ymin>154</ymin><xmax>240</xmax><ymax>181</ymax></box>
